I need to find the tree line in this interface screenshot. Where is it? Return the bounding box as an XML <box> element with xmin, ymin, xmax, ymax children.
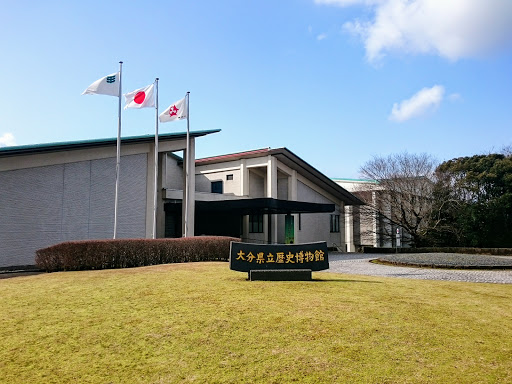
<box><xmin>356</xmin><ymin>148</ymin><xmax>512</xmax><ymax>248</ymax></box>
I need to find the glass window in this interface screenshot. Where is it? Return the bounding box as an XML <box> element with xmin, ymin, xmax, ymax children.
<box><xmin>211</xmin><ymin>180</ymin><xmax>223</xmax><ymax>194</ymax></box>
<box><xmin>330</xmin><ymin>214</ymin><xmax>340</xmax><ymax>233</ymax></box>
<box><xmin>249</xmin><ymin>214</ymin><xmax>264</xmax><ymax>233</ymax></box>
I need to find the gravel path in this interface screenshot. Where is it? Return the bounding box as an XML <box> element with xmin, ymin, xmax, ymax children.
<box><xmin>322</xmin><ymin>253</ymin><xmax>512</xmax><ymax>284</ymax></box>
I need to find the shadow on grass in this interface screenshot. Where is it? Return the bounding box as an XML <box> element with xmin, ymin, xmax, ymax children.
<box><xmin>311</xmin><ymin>278</ymin><xmax>382</xmax><ymax>283</ymax></box>
<box><xmin>0</xmin><ymin>271</ymin><xmax>44</xmax><ymax>280</ymax></box>
<box><xmin>234</xmin><ymin>277</ymin><xmax>383</xmax><ymax>284</ymax></box>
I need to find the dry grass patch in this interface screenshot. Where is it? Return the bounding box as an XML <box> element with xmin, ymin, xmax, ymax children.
<box><xmin>1</xmin><ymin>262</ymin><xmax>511</xmax><ymax>383</ymax></box>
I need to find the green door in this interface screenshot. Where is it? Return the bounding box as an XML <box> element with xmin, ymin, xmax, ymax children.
<box><xmin>285</xmin><ymin>214</ymin><xmax>294</xmax><ymax>244</ymax></box>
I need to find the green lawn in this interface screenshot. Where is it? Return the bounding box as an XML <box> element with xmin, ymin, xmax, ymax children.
<box><xmin>1</xmin><ymin>262</ymin><xmax>511</xmax><ymax>383</ymax></box>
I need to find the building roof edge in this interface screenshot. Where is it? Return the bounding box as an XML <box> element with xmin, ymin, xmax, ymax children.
<box><xmin>0</xmin><ymin>129</ymin><xmax>221</xmax><ymax>157</ymax></box>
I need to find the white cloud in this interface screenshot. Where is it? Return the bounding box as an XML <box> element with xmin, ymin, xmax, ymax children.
<box><xmin>0</xmin><ymin>133</ymin><xmax>16</xmax><ymax>147</ymax></box>
<box><xmin>448</xmin><ymin>93</ymin><xmax>462</xmax><ymax>102</ymax></box>
<box><xmin>319</xmin><ymin>0</ymin><xmax>512</xmax><ymax>62</ymax></box>
<box><xmin>389</xmin><ymin>85</ymin><xmax>444</xmax><ymax>122</ymax></box>
<box><xmin>317</xmin><ymin>33</ymin><xmax>328</xmax><ymax>40</ymax></box>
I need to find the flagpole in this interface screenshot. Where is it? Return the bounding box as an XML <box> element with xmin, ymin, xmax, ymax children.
<box><xmin>113</xmin><ymin>61</ymin><xmax>123</xmax><ymax>239</ymax></box>
<box><xmin>153</xmin><ymin>78</ymin><xmax>159</xmax><ymax>239</ymax></box>
<box><xmin>184</xmin><ymin>91</ymin><xmax>190</xmax><ymax>237</ymax></box>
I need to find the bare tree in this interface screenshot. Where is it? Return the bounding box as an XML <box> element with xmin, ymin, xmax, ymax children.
<box><xmin>355</xmin><ymin>152</ymin><xmax>438</xmax><ymax>247</ymax></box>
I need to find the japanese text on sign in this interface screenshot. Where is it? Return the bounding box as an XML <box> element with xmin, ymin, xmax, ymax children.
<box><xmin>235</xmin><ymin>250</ymin><xmax>325</xmax><ymax>264</ymax></box>
<box><xmin>229</xmin><ymin>241</ymin><xmax>329</xmax><ymax>272</ymax></box>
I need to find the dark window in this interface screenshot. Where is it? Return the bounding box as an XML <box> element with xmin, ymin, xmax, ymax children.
<box><xmin>226</xmin><ymin>174</ymin><xmax>233</xmax><ymax>181</ymax></box>
<box><xmin>211</xmin><ymin>181</ymin><xmax>223</xmax><ymax>194</ymax></box>
<box><xmin>249</xmin><ymin>214</ymin><xmax>264</xmax><ymax>233</ymax></box>
<box><xmin>298</xmin><ymin>213</ymin><xmax>302</xmax><ymax>230</ymax></box>
<box><xmin>330</xmin><ymin>214</ymin><xmax>340</xmax><ymax>233</ymax></box>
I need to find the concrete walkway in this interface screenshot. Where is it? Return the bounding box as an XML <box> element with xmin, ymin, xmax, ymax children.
<box><xmin>323</xmin><ymin>253</ymin><xmax>512</xmax><ymax>284</ymax></box>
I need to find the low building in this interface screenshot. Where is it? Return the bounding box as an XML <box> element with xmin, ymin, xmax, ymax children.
<box><xmin>166</xmin><ymin>148</ymin><xmax>362</xmax><ymax>248</ymax></box>
<box><xmin>334</xmin><ymin>178</ymin><xmax>413</xmax><ymax>249</ymax></box>
<box><xmin>333</xmin><ymin>178</ymin><xmax>382</xmax><ymax>250</ymax></box>
<box><xmin>0</xmin><ymin>135</ymin><xmax>362</xmax><ymax>268</ymax></box>
<box><xmin>0</xmin><ymin>131</ymin><xmax>216</xmax><ymax>268</ymax></box>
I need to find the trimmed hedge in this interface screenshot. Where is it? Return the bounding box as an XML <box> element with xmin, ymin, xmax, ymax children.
<box><xmin>362</xmin><ymin>246</ymin><xmax>512</xmax><ymax>256</ymax></box>
<box><xmin>35</xmin><ymin>236</ymin><xmax>240</xmax><ymax>272</ymax></box>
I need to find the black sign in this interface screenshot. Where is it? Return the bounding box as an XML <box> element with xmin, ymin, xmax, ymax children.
<box><xmin>229</xmin><ymin>241</ymin><xmax>329</xmax><ymax>272</ymax></box>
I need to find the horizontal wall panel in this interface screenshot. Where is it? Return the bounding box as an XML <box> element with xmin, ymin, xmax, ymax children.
<box><xmin>116</xmin><ymin>154</ymin><xmax>147</xmax><ymax>238</ymax></box>
<box><xmin>0</xmin><ymin>165</ymin><xmax>64</xmax><ymax>266</ymax></box>
<box><xmin>88</xmin><ymin>157</ymin><xmax>116</xmax><ymax>239</ymax></box>
<box><xmin>297</xmin><ymin>181</ymin><xmax>332</xmax><ymax>244</ymax></box>
<box><xmin>62</xmin><ymin>161</ymin><xmax>91</xmax><ymax>241</ymax></box>
<box><xmin>0</xmin><ymin>153</ymin><xmax>148</xmax><ymax>267</ymax></box>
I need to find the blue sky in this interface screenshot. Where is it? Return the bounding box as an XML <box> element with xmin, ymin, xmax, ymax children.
<box><xmin>1</xmin><ymin>0</ymin><xmax>511</xmax><ymax>178</ymax></box>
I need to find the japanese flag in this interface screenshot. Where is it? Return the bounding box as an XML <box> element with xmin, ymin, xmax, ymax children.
<box><xmin>124</xmin><ymin>84</ymin><xmax>155</xmax><ymax>109</ymax></box>
<box><xmin>82</xmin><ymin>72</ymin><xmax>120</xmax><ymax>97</ymax></box>
<box><xmin>159</xmin><ymin>97</ymin><xmax>187</xmax><ymax>123</ymax></box>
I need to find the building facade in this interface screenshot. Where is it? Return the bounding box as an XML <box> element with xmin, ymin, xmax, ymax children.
<box><xmin>334</xmin><ymin>178</ymin><xmax>412</xmax><ymax>250</ymax></box>
<box><xmin>0</xmin><ymin>131</ymin><xmax>215</xmax><ymax>268</ymax></box>
<box><xmin>163</xmin><ymin>148</ymin><xmax>362</xmax><ymax>249</ymax></box>
<box><xmin>0</xmin><ymin>136</ymin><xmax>362</xmax><ymax>268</ymax></box>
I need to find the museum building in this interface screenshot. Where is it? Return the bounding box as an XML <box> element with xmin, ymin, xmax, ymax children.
<box><xmin>0</xmin><ymin>131</ymin><xmax>362</xmax><ymax>268</ymax></box>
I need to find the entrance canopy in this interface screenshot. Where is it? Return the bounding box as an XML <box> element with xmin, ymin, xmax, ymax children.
<box><xmin>165</xmin><ymin>197</ymin><xmax>335</xmax><ymax>215</ymax></box>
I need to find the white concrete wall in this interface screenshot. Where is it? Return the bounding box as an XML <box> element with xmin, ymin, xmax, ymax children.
<box><xmin>191</xmin><ymin>155</ymin><xmax>351</xmax><ymax>247</ymax></box>
<box><xmin>276</xmin><ymin>175</ymin><xmax>289</xmax><ymax>242</ymax></box>
<box><xmin>195</xmin><ymin>169</ymin><xmax>241</xmax><ymax>195</ymax></box>
<box><xmin>164</xmin><ymin>155</ymin><xmax>184</xmax><ymax>190</ymax></box>
<box><xmin>277</xmin><ymin>175</ymin><xmax>288</xmax><ymax>200</ymax></box>
<box><xmin>296</xmin><ymin>180</ymin><xmax>343</xmax><ymax>247</ymax></box>
<box><xmin>249</xmin><ymin>170</ymin><xmax>265</xmax><ymax>198</ymax></box>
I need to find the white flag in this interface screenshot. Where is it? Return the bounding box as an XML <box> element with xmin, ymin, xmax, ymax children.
<box><xmin>124</xmin><ymin>84</ymin><xmax>155</xmax><ymax>109</ymax></box>
<box><xmin>82</xmin><ymin>72</ymin><xmax>120</xmax><ymax>97</ymax></box>
<box><xmin>159</xmin><ymin>97</ymin><xmax>187</xmax><ymax>123</ymax></box>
